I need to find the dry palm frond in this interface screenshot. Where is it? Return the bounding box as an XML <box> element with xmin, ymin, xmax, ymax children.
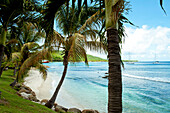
<box><xmin>35</xmin><ymin>63</ymin><xmax>47</xmax><ymax>80</ymax></box>
<box><xmin>68</xmin><ymin>33</ymin><xmax>88</xmax><ymax>65</ymax></box>
<box><xmin>81</xmin><ymin>29</ymin><xmax>99</xmax><ymax>41</ymax></box>
<box><xmin>112</xmin><ymin>0</ymin><xmax>125</xmax><ymax>25</ymax></box>
<box><xmin>12</xmin><ymin>52</ymin><xmax>21</xmax><ymax>62</ymax></box>
<box><xmin>78</xmin><ymin>9</ymin><xmax>104</xmax><ymax>33</ymax></box>
<box><xmin>21</xmin><ymin>42</ymin><xmax>39</xmax><ymax>55</ymax></box>
<box><xmin>53</xmin><ymin>31</ymin><xmax>65</xmax><ymax>46</ymax></box>
<box><xmin>87</xmin><ymin>41</ymin><xmax>107</xmax><ymax>53</ymax></box>
<box><xmin>6</xmin><ymin>39</ymin><xmax>18</xmax><ymax>45</ymax></box>
<box><xmin>18</xmin><ymin>48</ymin><xmax>51</xmax><ymax>80</ymax></box>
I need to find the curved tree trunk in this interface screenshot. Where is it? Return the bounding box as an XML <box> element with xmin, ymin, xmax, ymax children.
<box><xmin>107</xmin><ymin>28</ymin><xmax>122</xmax><ymax>113</ymax></box>
<box><xmin>13</xmin><ymin>64</ymin><xmax>18</xmax><ymax>76</ymax></box>
<box><xmin>45</xmin><ymin>54</ymin><xmax>68</xmax><ymax>108</ymax></box>
<box><xmin>10</xmin><ymin>73</ymin><xmax>19</xmax><ymax>87</ymax></box>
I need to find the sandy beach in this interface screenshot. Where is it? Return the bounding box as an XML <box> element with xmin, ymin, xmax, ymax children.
<box><xmin>24</xmin><ymin>69</ymin><xmax>85</xmax><ymax>110</ymax></box>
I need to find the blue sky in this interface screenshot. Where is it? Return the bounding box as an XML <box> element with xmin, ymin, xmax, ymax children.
<box><xmin>88</xmin><ymin>0</ymin><xmax>170</xmax><ymax>61</ymax></box>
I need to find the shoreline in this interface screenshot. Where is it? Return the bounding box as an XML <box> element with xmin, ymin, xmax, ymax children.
<box><xmin>24</xmin><ymin>69</ymin><xmax>85</xmax><ymax>110</ymax></box>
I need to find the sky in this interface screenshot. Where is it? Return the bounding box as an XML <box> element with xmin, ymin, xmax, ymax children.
<box><xmin>88</xmin><ymin>0</ymin><xmax>170</xmax><ymax>61</ymax></box>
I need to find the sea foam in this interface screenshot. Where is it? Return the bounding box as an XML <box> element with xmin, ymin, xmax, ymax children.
<box><xmin>123</xmin><ymin>74</ymin><xmax>170</xmax><ymax>84</ymax></box>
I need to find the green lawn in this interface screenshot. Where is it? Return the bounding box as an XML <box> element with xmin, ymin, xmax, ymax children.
<box><xmin>0</xmin><ymin>69</ymin><xmax>56</xmax><ymax>113</ymax></box>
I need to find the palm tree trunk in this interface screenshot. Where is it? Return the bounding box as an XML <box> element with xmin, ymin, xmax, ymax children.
<box><xmin>10</xmin><ymin>73</ymin><xmax>18</xmax><ymax>87</ymax></box>
<box><xmin>0</xmin><ymin>28</ymin><xmax>7</xmax><ymax>77</ymax></box>
<box><xmin>0</xmin><ymin>67</ymin><xmax>4</xmax><ymax>77</ymax></box>
<box><xmin>45</xmin><ymin>54</ymin><xmax>68</xmax><ymax>108</ymax></box>
<box><xmin>13</xmin><ymin>64</ymin><xmax>18</xmax><ymax>76</ymax></box>
<box><xmin>107</xmin><ymin>28</ymin><xmax>122</xmax><ymax>113</ymax></box>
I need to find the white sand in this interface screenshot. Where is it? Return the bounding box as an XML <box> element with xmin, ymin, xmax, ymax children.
<box><xmin>24</xmin><ymin>69</ymin><xmax>85</xmax><ymax>110</ymax></box>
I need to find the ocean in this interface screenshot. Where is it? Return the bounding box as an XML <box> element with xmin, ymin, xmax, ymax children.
<box><xmin>43</xmin><ymin>61</ymin><xmax>170</xmax><ymax>113</ymax></box>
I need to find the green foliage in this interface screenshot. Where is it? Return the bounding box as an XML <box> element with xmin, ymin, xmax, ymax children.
<box><xmin>123</xmin><ymin>60</ymin><xmax>138</xmax><ymax>62</ymax></box>
<box><xmin>0</xmin><ymin>69</ymin><xmax>56</xmax><ymax>113</ymax></box>
<box><xmin>51</xmin><ymin>51</ymin><xmax>63</xmax><ymax>61</ymax></box>
<box><xmin>87</xmin><ymin>54</ymin><xmax>107</xmax><ymax>62</ymax></box>
<box><xmin>51</xmin><ymin>51</ymin><xmax>107</xmax><ymax>62</ymax></box>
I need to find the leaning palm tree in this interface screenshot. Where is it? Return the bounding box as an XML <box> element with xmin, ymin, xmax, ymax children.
<box><xmin>0</xmin><ymin>0</ymin><xmax>42</xmax><ymax>77</ymax></box>
<box><xmin>45</xmin><ymin>32</ymin><xmax>88</xmax><ymax>108</ymax></box>
<box><xmin>10</xmin><ymin>42</ymin><xmax>51</xmax><ymax>87</ymax></box>
<box><xmin>45</xmin><ymin>5</ymin><xmax>104</xmax><ymax>108</ymax></box>
<box><xmin>43</xmin><ymin>0</ymin><xmax>167</xmax><ymax>112</ymax></box>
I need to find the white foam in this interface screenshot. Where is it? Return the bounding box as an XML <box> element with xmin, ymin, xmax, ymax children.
<box><xmin>123</xmin><ymin>74</ymin><xmax>170</xmax><ymax>83</ymax></box>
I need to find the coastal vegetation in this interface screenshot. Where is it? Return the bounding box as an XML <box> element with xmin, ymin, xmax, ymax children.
<box><xmin>52</xmin><ymin>51</ymin><xmax>107</xmax><ymax>62</ymax></box>
<box><xmin>0</xmin><ymin>69</ymin><xmax>55</xmax><ymax>113</ymax></box>
<box><xmin>0</xmin><ymin>0</ymin><xmax>166</xmax><ymax>113</ymax></box>
<box><xmin>45</xmin><ymin>4</ymin><xmax>106</xmax><ymax>108</ymax></box>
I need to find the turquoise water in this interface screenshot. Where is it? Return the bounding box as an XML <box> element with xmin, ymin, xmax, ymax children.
<box><xmin>44</xmin><ymin>61</ymin><xmax>170</xmax><ymax>113</ymax></box>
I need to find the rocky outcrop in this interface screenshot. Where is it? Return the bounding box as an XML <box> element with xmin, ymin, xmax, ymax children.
<box><xmin>16</xmin><ymin>84</ymin><xmax>39</xmax><ymax>102</ymax></box>
<box><xmin>40</xmin><ymin>99</ymin><xmax>48</xmax><ymax>105</ymax></box>
<box><xmin>82</xmin><ymin>109</ymin><xmax>99</xmax><ymax>113</ymax></box>
<box><xmin>67</xmin><ymin>108</ymin><xmax>82</xmax><ymax>113</ymax></box>
<box><xmin>55</xmin><ymin>105</ymin><xmax>68</xmax><ymax>112</ymax></box>
<box><xmin>15</xmin><ymin>84</ymin><xmax>100</xmax><ymax>113</ymax></box>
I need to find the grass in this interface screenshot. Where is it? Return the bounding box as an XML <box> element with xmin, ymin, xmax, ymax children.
<box><xmin>51</xmin><ymin>51</ymin><xmax>107</xmax><ymax>62</ymax></box>
<box><xmin>0</xmin><ymin>69</ymin><xmax>56</xmax><ymax>113</ymax></box>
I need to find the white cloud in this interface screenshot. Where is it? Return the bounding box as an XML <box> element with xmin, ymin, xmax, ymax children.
<box><xmin>86</xmin><ymin>25</ymin><xmax>170</xmax><ymax>61</ymax></box>
<box><xmin>122</xmin><ymin>25</ymin><xmax>170</xmax><ymax>61</ymax></box>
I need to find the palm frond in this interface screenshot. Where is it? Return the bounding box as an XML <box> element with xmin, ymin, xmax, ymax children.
<box><xmin>21</xmin><ymin>42</ymin><xmax>39</xmax><ymax>55</ymax></box>
<box><xmin>6</xmin><ymin>39</ymin><xmax>18</xmax><ymax>45</ymax></box>
<box><xmin>35</xmin><ymin>63</ymin><xmax>47</xmax><ymax>80</ymax></box>
<box><xmin>78</xmin><ymin>9</ymin><xmax>103</xmax><ymax>33</ymax></box>
<box><xmin>160</xmin><ymin>0</ymin><xmax>167</xmax><ymax>15</ymax></box>
<box><xmin>68</xmin><ymin>33</ymin><xmax>88</xmax><ymax>65</ymax></box>
<box><xmin>87</xmin><ymin>41</ymin><xmax>107</xmax><ymax>53</ymax></box>
<box><xmin>12</xmin><ymin>52</ymin><xmax>21</xmax><ymax>62</ymax></box>
<box><xmin>18</xmin><ymin>48</ymin><xmax>51</xmax><ymax>80</ymax></box>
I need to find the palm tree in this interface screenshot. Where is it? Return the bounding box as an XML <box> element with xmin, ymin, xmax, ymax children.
<box><xmin>0</xmin><ymin>0</ymin><xmax>42</xmax><ymax>77</ymax></box>
<box><xmin>0</xmin><ymin>0</ymin><xmax>23</xmax><ymax>77</ymax></box>
<box><xmin>104</xmin><ymin>0</ymin><xmax>166</xmax><ymax>112</ymax></box>
<box><xmin>42</xmin><ymin>0</ymin><xmax>167</xmax><ymax>112</ymax></box>
<box><xmin>45</xmin><ymin>5</ymin><xmax>103</xmax><ymax>108</ymax></box>
<box><xmin>0</xmin><ymin>39</ymin><xmax>18</xmax><ymax>76</ymax></box>
<box><xmin>10</xmin><ymin>42</ymin><xmax>51</xmax><ymax>87</ymax></box>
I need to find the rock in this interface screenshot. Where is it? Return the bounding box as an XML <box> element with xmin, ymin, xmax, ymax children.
<box><xmin>67</xmin><ymin>108</ymin><xmax>82</xmax><ymax>113</ymax></box>
<box><xmin>55</xmin><ymin>105</ymin><xmax>67</xmax><ymax>113</ymax></box>
<box><xmin>40</xmin><ymin>99</ymin><xmax>48</xmax><ymax>105</ymax></box>
<box><xmin>20</xmin><ymin>92</ymin><xmax>31</xmax><ymax>99</ymax></box>
<box><xmin>54</xmin><ymin>103</ymin><xmax>58</xmax><ymax>108</ymax></box>
<box><xmin>31</xmin><ymin>91</ymin><xmax>36</xmax><ymax>97</ymax></box>
<box><xmin>21</xmin><ymin>85</ymin><xmax>32</xmax><ymax>92</ymax></box>
<box><xmin>16</xmin><ymin>92</ymin><xmax>22</xmax><ymax>96</ymax></box>
<box><xmin>28</xmin><ymin>95</ymin><xmax>39</xmax><ymax>102</ymax></box>
<box><xmin>82</xmin><ymin>109</ymin><xmax>99</xmax><ymax>113</ymax></box>
<box><xmin>15</xmin><ymin>83</ymin><xmax>22</xmax><ymax>88</ymax></box>
<box><xmin>18</xmin><ymin>88</ymin><xmax>30</xmax><ymax>94</ymax></box>
<box><xmin>55</xmin><ymin>105</ymin><xmax>68</xmax><ymax>112</ymax></box>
